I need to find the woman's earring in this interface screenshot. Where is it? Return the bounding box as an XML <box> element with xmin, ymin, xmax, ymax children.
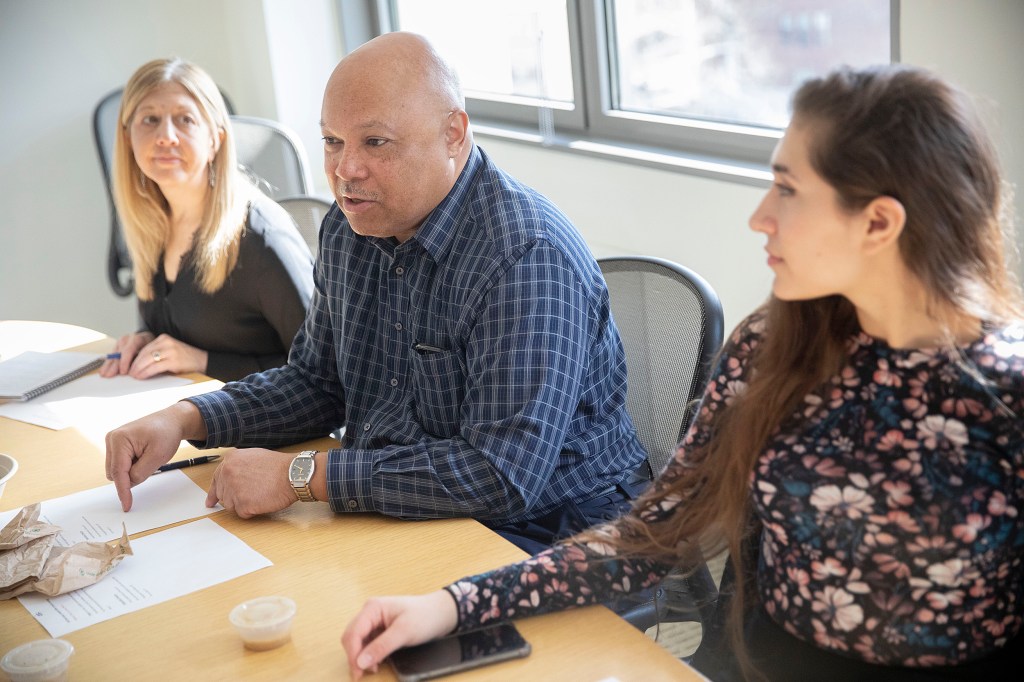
<box><xmin>208</xmin><ymin>160</ymin><xmax>216</xmax><ymax>188</ymax></box>
<box><xmin>139</xmin><ymin>171</ymin><xmax>147</xmax><ymax>189</ymax></box>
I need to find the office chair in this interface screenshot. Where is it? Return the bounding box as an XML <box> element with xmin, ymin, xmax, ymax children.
<box><xmin>92</xmin><ymin>87</ymin><xmax>235</xmax><ymax>297</ymax></box>
<box><xmin>230</xmin><ymin>115</ymin><xmax>314</xmax><ymax>201</ymax></box>
<box><xmin>278</xmin><ymin>195</ymin><xmax>334</xmax><ymax>254</ymax></box>
<box><xmin>92</xmin><ymin>88</ymin><xmax>135</xmax><ymax>297</ymax></box>
<box><xmin>596</xmin><ymin>255</ymin><xmax>725</xmax><ymax>636</ymax></box>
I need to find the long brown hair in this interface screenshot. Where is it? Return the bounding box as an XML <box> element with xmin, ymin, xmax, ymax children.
<box><xmin>585</xmin><ymin>65</ymin><xmax>1022</xmax><ymax>676</ymax></box>
<box><xmin>113</xmin><ymin>57</ymin><xmax>258</xmax><ymax>300</ymax></box>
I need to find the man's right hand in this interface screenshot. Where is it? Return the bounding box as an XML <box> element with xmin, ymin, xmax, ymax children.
<box><xmin>104</xmin><ymin>401</ymin><xmax>207</xmax><ymax>511</ymax></box>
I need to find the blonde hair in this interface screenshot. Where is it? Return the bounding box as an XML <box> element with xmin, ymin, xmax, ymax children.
<box><xmin>113</xmin><ymin>57</ymin><xmax>258</xmax><ymax>299</ymax></box>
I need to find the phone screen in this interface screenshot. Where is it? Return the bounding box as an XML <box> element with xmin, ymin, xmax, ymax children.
<box><xmin>388</xmin><ymin>623</ymin><xmax>531</xmax><ymax>682</ymax></box>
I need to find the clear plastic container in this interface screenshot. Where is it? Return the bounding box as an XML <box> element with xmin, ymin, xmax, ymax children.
<box><xmin>229</xmin><ymin>596</ymin><xmax>297</xmax><ymax>651</ymax></box>
<box><xmin>1</xmin><ymin>638</ymin><xmax>74</xmax><ymax>682</ymax></box>
<box><xmin>0</xmin><ymin>453</ymin><xmax>17</xmax><ymax>500</ymax></box>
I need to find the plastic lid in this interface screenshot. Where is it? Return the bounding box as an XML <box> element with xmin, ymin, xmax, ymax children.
<box><xmin>230</xmin><ymin>595</ymin><xmax>296</xmax><ymax>628</ymax></box>
<box><xmin>1</xmin><ymin>639</ymin><xmax>74</xmax><ymax>678</ymax></box>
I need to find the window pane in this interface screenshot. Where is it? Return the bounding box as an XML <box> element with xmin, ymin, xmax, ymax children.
<box><xmin>393</xmin><ymin>0</ymin><xmax>574</xmax><ymax>105</ymax></box>
<box><xmin>610</xmin><ymin>0</ymin><xmax>891</xmax><ymax>129</ymax></box>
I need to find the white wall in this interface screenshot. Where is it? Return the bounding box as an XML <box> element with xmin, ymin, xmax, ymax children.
<box><xmin>899</xmin><ymin>1</ymin><xmax>1024</xmax><ymax>289</ymax></box>
<box><xmin>260</xmin><ymin>0</ymin><xmax>342</xmax><ymax>199</ymax></box>
<box><xmin>1</xmin><ymin>0</ymin><xmax>1021</xmax><ymax>338</ymax></box>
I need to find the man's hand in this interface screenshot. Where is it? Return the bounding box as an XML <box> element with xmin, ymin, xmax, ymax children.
<box><xmin>105</xmin><ymin>401</ymin><xmax>205</xmax><ymax>511</ymax></box>
<box><xmin>206</xmin><ymin>449</ymin><xmax>298</xmax><ymax>518</ymax></box>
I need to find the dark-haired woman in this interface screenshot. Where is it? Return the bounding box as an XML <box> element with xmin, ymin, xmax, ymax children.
<box><xmin>341</xmin><ymin>64</ymin><xmax>1024</xmax><ymax>681</ymax></box>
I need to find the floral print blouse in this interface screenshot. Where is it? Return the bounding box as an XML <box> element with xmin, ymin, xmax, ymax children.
<box><xmin>446</xmin><ymin>313</ymin><xmax>1024</xmax><ymax>667</ymax></box>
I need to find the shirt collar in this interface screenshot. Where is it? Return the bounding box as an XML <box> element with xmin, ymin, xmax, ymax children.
<box><xmin>410</xmin><ymin>145</ymin><xmax>483</xmax><ymax>263</ymax></box>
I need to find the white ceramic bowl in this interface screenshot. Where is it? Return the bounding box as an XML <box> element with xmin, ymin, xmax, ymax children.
<box><xmin>0</xmin><ymin>453</ymin><xmax>18</xmax><ymax>501</ymax></box>
<box><xmin>229</xmin><ymin>596</ymin><xmax>297</xmax><ymax>651</ymax></box>
<box><xmin>0</xmin><ymin>638</ymin><xmax>74</xmax><ymax>682</ymax></box>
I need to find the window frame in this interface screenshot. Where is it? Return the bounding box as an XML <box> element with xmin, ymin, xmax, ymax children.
<box><xmin>339</xmin><ymin>0</ymin><xmax>900</xmax><ymax>186</ymax></box>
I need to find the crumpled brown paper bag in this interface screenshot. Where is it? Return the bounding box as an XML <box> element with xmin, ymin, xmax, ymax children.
<box><xmin>0</xmin><ymin>502</ymin><xmax>132</xmax><ymax>600</ymax></box>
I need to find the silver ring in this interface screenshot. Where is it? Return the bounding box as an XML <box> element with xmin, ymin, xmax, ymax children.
<box><xmin>152</xmin><ymin>351</ymin><xmax>162</xmax><ymax>363</ymax></box>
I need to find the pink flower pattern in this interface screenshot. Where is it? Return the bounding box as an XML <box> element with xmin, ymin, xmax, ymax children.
<box><xmin>446</xmin><ymin>316</ymin><xmax>1024</xmax><ymax>669</ymax></box>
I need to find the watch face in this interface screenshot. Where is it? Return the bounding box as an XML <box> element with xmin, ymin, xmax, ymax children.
<box><xmin>291</xmin><ymin>459</ymin><xmax>313</xmax><ymax>480</ymax></box>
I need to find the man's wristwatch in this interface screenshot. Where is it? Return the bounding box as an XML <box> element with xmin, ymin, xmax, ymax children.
<box><xmin>289</xmin><ymin>450</ymin><xmax>317</xmax><ymax>502</ymax></box>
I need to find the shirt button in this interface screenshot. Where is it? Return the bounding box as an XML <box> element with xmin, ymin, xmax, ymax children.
<box><xmin>395</xmin><ymin>266</ymin><xmax>404</xmax><ymax>275</ymax></box>
<box><xmin>347</xmin><ymin>499</ymin><xmax>358</xmax><ymax>509</ymax></box>
<box><xmin>395</xmin><ymin>322</ymin><xmax>403</xmax><ymax>331</ymax></box>
<box><xmin>390</xmin><ymin>378</ymin><xmax>398</xmax><ymax>387</ymax></box>
<box><xmin>363</xmin><ymin>423</ymin><xmax>371</xmax><ymax>431</ymax></box>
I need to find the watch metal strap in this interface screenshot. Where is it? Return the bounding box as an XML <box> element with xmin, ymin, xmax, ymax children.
<box><xmin>293</xmin><ymin>450</ymin><xmax>317</xmax><ymax>502</ymax></box>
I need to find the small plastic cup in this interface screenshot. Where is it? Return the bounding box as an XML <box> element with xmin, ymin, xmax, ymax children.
<box><xmin>1</xmin><ymin>638</ymin><xmax>74</xmax><ymax>682</ymax></box>
<box><xmin>0</xmin><ymin>453</ymin><xmax>17</xmax><ymax>501</ymax></box>
<box><xmin>229</xmin><ymin>596</ymin><xmax>297</xmax><ymax>651</ymax></box>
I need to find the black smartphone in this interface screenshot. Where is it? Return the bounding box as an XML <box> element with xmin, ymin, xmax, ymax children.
<box><xmin>388</xmin><ymin>623</ymin><xmax>531</xmax><ymax>682</ymax></box>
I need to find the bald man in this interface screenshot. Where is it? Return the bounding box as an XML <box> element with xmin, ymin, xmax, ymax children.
<box><xmin>105</xmin><ymin>32</ymin><xmax>648</xmax><ymax>552</ymax></box>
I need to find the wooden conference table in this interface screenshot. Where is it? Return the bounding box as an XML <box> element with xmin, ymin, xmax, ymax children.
<box><xmin>0</xmin><ymin>321</ymin><xmax>699</xmax><ymax>681</ymax></box>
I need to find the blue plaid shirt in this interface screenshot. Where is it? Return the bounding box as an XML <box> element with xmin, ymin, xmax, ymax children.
<box><xmin>188</xmin><ymin>146</ymin><xmax>646</xmax><ymax>524</ymax></box>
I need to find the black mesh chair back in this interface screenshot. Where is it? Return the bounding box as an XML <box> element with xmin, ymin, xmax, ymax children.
<box><xmin>598</xmin><ymin>256</ymin><xmax>724</xmax><ymax>476</ymax></box>
<box><xmin>278</xmin><ymin>195</ymin><xmax>334</xmax><ymax>254</ymax></box>
<box><xmin>598</xmin><ymin>256</ymin><xmax>725</xmax><ymax>637</ymax></box>
<box><xmin>92</xmin><ymin>88</ymin><xmax>133</xmax><ymax>297</ymax></box>
<box><xmin>92</xmin><ymin>87</ymin><xmax>235</xmax><ymax>297</ymax></box>
<box><xmin>231</xmin><ymin>115</ymin><xmax>314</xmax><ymax>201</ymax></box>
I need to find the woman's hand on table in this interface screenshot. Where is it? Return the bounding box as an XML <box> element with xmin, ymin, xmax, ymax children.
<box><xmin>100</xmin><ymin>332</ymin><xmax>208</xmax><ymax>379</ymax></box>
<box><xmin>341</xmin><ymin>590</ymin><xmax>459</xmax><ymax>680</ymax></box>
<box><xmin>100</xmin><ymin>331</ymin><xmax>154</xmax><ymax>377</ymax></box>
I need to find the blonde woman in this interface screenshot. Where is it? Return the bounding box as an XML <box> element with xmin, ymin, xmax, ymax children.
<box><xmin>342</xmin><ymin>65</ymin><xmax>1024</xmax><ymax>681</ymax></box>
<box><xmin>99</xmin><ymin>58</ymin><xmax>313</xmax><ymax>382</ymax></box>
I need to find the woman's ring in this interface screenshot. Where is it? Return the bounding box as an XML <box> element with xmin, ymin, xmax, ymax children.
<box><xmin>152</xmin><ymin>351</ymin><xmax>162</xmax><ymax>363</ymax></box>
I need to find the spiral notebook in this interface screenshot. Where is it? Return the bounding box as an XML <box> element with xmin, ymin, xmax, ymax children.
<box><xmin>0</xmin><ymin>351</ymin><xmax>105</xmax><ymax>401</ymax></box>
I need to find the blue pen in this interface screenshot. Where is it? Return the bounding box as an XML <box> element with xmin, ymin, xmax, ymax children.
<box><xmin>106</xmin><ymin>352</ymin><xmax>122</xmax><ymax>360</ymax></box>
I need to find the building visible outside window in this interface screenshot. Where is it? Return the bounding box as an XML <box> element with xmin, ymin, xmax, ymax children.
<box><xmin>610</xmin><ymin>0</ymin><xmax>891</xmax><ymax>129</ymax></box>
<box><xmin>386</xmin><ymin>0</ymin><xmax>893</xmax><ymax>170</ymax></box>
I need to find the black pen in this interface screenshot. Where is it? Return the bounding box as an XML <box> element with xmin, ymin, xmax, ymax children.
<box><xmin>154</xmin><ymin>454</ymin><xmax>221</xmax><ymax>474</ymax></box>
<box><xmin>413</xmin><ymin>342</ymin><xmax>446</xmax><ymax>354</ymax></box>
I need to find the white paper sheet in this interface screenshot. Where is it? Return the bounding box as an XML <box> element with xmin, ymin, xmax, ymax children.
<box><xmin>0</xmin><ymin>374</ymin><xmax>221</xmax><ymax>432</ymax></box>
<box><xmin>0</xmin><ymin>321</ymin><xmax>107</xmax><ymax>359</ymax></box>
<box><xmin>0</xmin><ymin>471</ymin><xmax>220</xmax><ymax>547</ymax></box>
<box><xmin>17</xmin><ymin>518</ymin><xmax>273</xmax><ymax>637</ymax></box>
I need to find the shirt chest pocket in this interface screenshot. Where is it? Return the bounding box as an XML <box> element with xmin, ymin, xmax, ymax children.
<box><xmin>410</xmin><ymin>349</ymin><xmax>466</xmax><ymax>438</ymax></box>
